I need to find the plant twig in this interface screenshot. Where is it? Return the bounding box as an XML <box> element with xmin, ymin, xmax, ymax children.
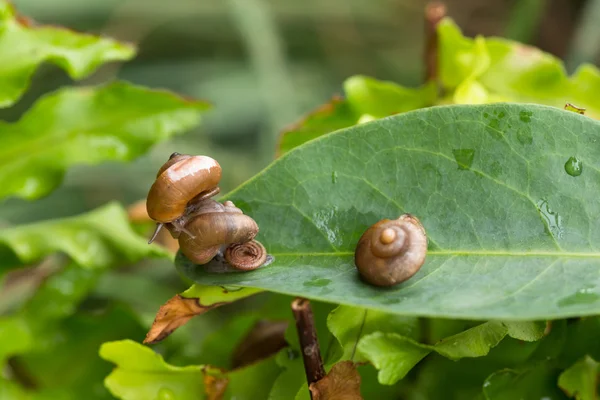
<box><xmin>424</xmin><ymin>1</ymin><xmax>447</xmax><ymax>83</ymax></box>
<box><xmin>291</xmin><ymin>297</ymin><xmax>325</xmax><ymax>396</ymax></box>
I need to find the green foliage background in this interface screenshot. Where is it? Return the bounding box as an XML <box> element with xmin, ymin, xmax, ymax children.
<box><xmin>1</xmin><ymin>0</ymin><xmax>600</xmax><ymax>399</ymax></box>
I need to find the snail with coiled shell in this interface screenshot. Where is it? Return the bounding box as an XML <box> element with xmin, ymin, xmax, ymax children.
<box><xmin>146</xmin><ymin>153</ymin><xmax>270</xmax><ymax>271</ymax></box>
<box><xmin>354</xmin><ymin>214</ymin><xmax>427</xmax><ymax>287</ymax></box>
<box><xmin>178</xmin><ymin>199</ymin><xmax>262</xmax><ymax>266</ymax></box>
<box><xmin>146</xmin><ymin>152</ymin><xmax>222</xmax><ymax>243</ymax></box>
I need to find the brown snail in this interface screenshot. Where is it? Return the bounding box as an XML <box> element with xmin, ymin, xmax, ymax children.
<box><xmin>178</xmin><ymin>200</ymin><xmax>261</xmax><ymax>265</ymax></box>
<box><xmin>146</xmin><ymin>153</ymin><xmax>222</xmax><ymax>242</ymax></box>
<box><xmin>354</xmin><ymin>214</ymin><xmax>427</xmax><ymax>287</ymax></box>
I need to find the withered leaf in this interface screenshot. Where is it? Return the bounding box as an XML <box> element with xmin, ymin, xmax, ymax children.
<box><xmin>144</xmin><ymin>294</ymin><xmax>225</xmax><ymax>344</ymax></box>
<box><xmin>203</xmin><ymin>367</ymin><xmax>229</xmax><ymax>400</ymax></box>
<box><xmin>232</xmin><ymin>320</ymin><xmax>289</xmax><ymax>368</ymax></box>
<box><xmin>309</xmin><ymin>361</ymin><xmax>363</xmax><ymax>400</ymax></box>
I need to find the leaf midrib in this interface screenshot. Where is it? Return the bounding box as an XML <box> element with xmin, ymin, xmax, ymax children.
<box><xmin>268</xmin><ymin>250</ymin><xmax>600</xmax><ymax>258</ymax></box>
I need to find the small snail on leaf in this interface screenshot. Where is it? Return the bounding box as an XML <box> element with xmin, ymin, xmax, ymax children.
<box><xmin>146</xmin><ymin>153</ymin><xmax>272</xmax><ymax>272</ymax></box>
<box><xmin>354</xmin><ymin>214</ymin><xmax>427</xmax><ymax>287</ymax></box>
<box><xmin>178</xmin><ymin>200</ymin><xmax>260</xmax><ymax>265</ymax></box>
<box><xmin>146</xmin><ymin>153</ymin><xmax>222</xmax><ymax>243</ymax></box>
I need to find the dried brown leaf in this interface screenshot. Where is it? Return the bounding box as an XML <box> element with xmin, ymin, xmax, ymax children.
<box><xmin>309</xmin><ymin>361</ymin><xmax>363</xmax><ymax>400</ymax></box>
<box><xmin>203</xmin><ymin>368</ymin><xmax>229</xmax><ymax>400</ymax></box>
<box><xmin>143</xmin><ymin>294</ymin><xmax>225</xmax><ymax>344</ymax></box>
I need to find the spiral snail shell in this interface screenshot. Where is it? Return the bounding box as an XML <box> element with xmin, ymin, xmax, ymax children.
<box><xmin>146</xmin><ymin>153</ymin><xmax>222</xmax><ymax>224</ymax></box>
<box><xmin>354</xmin><ymin>214</ymin><xmax>427</xmax><ymax>287</ymax></box>
<box><xmin>178</xmin><ymin>200</ymin><xmax>260</xmax><ymax>265</ymax></box>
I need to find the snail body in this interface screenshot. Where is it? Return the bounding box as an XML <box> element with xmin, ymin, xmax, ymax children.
<box><xmin>354</xmin><ymin>214</ymin><xmax>427</xmax><ymax>287</ymax></box>
<box><xmin>178</xmin><ymin>205</ymin><xmax>259</xmax><ymax>265</ymax></box>
<box><xmin>146</xmin><ymin>153</ymin><xmax>222</xmax><ymax>224</ymax></box>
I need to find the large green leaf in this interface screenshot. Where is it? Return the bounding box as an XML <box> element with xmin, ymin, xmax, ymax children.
<box><xmin>0</xmin><ymin>202</ymin><xmax>170</xmax><ymax>274</ymax></box>
<box><xmin>0</xmin><ymin>81</ymin><xmax>210</xmax><ymax>200</ymax></box>
<box><xmin>177</xmin><ymin>103</ymin><xmax>600</xmax><ymax>320</ymax></box>
<box><xmin>0</xmin><ymin>1</ymin><xmax>135</xmax><ymax>108</ymax></box>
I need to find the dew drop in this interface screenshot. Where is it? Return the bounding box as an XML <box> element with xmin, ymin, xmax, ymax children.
<box><xmin>536</xmin><ymin>199</ymin><xmax>564</xmax><ymax>239</ymax></box>
<box><xmin>452</xmin><ymin>149</ymin><xmax>475</xmax><ymax>170</ymax></box>
<box><xmin>564</xmin><ymin>157</ymin><xmax>583</xmax><ymax>177</ymax></box>
<box><xmin>332</xmin><ymin>171</ymin><xmax>338</xmax><ymax>184</ymax></box>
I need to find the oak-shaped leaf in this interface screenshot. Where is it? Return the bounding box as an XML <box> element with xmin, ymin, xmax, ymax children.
<box><xmin>0</xmin><ymin>81</ymin><xmax>210</xmax><ymax>200</ymax></box>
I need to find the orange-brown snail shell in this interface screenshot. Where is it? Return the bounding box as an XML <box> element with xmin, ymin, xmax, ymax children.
<box><xmin>354</xmin><ymin>214</ymin><xmax>427</xmax><ymax>287</ymax></box>
<box><xmin>146</xmin><ymin>153</ymin><xmax>222</xmax><ymax>224</ymax></box>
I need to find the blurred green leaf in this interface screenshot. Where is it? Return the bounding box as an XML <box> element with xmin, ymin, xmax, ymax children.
<box><xmin>0</xmin><ymin>0</ymin><xmax>135</xmax><ymax>108</ymax></box>
<box><xmin>268</xmin><ymin>349</ymin><xmax>305</xmax><ymax>400</ymax></box>
<box><xmin>0</xmin><ymin>81</ymin><xmax>210</xmax><ymax>200</ymax></box>
<box><xmin>560</xmin><ymin>317</ymin><xmax>600</xmax><ymax>367</ymax></box>
<box><xmin>558</xmin><ymin>355</ymin><xmax>599</xmax><ymax>400</ymax></box>
<box><xmin>18</xmin><ymin>305</ymin><xmax>146</xmax><ymax>400</ymax></box>
<box><xmin>326</xmin><ymin>305</ymin><xmax>419</xmax><ymax>363</ymax></box>
<box><xmin>0</xmin><ymin>316</ymin><xmax>33</xmax><ymax>363</ymax></box>
<box><xmin>277</xmin><ymin>77</ymin><xmax>435</xmax><ymax>156</ymax></box>
<box><xmin>483</xmin><ymin>362</ymin><xmax>567</xmax><ymax>400</ymax></box>
<box><xmin>356</xmin><ymin>332</ymin><xmax>430</xmax><ymax>385</ymax></box>
<box><xmin>224</xmin><ymin>355</ymin><xmax>282</xmax><ymax>400</ymax></box>
<box><xmin>100</xmin><ymin>339</ymin><xmax>207</xmax><ymax>400</ymax></box>
<box><xmin>0</xmin><ymin>202</ymin><xmax>169</xmax><ymax>274</ymax></box>
<box><xmin>344</xmin><ymin>76</ymin><xmax>436</xmax><ymax>118</ymax></box>
<box><xmin>438</xmin><ymin>18</ymin><xmax>600</xmax><ymax>118</ymax></box>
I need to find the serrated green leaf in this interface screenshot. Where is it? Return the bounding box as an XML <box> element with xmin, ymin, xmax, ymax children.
<box><xmin>0</xmin><ymin>1</ymin><xmax>135</xmax><ymax>108</ymax></box>
<box><xmin>277</xmin><ymin>77</ymin><xmax>436</xmax><ymax>156</ymax></box>
<box><xmin>356</xmin><ymin>332</ymin><xmax>430</xmax><ymax>385</ymax></box>
<box><xmin>0</xmin><ymin>202</ymin><xmax>170</xmax><ymax>274</ymax></box>
<box><xmin>502</xmin><ymin>321</ymin><xmax>546</xmax><ymax>342</ymax></box>
<box><xmin>483</xmin><ymin>362</ymin><xmax>567</xmax><ymax>400</ymax></box>
<box><xmin>100</xmin><ymin>339</ymin><xmax>206</xmax><ymax>400</ymax></box>
<box><xmin>434</xmin><ymin>322</ymin><xmax>507</xmax><ymax>360</ymax></box>
<box><xmin>177</xmin><ymin>103</ymin><xmax>600</xmax><ymax>320</ymax></box>
<box><xmin>438</xmin><ymin>18</ymin><xmax>600</xmax><ymax>118</ymax></box>
<box><xmin>0</xmin><ymin>81</ymin><xmax>210</xmax><ymax>200</ymax></box>
<box><xmin>326</xmin><ymin>305</ymin><xmax>419</xmax><ymax>363</ymax></box>
<box><xmin>558</xmin><ymin>355</ymin><xmax>600</xmax><ymax>400</ymax></box>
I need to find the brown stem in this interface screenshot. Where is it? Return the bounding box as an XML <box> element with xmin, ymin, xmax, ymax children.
<box><xmin>424</xmin><ymin>1</ymin><xmax>447</xmax><ymax>83</ymax></box>
<box><xmin>291</xmin><ymin>297</ymin><xmax>325</xmax><ymax>397</ymax></box>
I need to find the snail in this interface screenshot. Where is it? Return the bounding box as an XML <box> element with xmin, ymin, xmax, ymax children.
<box><xmin>178</xmin><ymin>200</ymin><xmax>261</xmax><ymax>266</ymax></box>
<box><xmin>146</xmin><ymin>153</ymin><xmax>222</xmax><ymax>243</ymax></box>
<box><xmin>354</xmin><ymin>214</ymin><xmax>427</xmax><ymax>287</ymax></box>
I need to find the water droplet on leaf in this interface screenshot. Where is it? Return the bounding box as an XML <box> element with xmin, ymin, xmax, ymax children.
<box><xmin>332</xmin><ymin>171</ymin><xmax>338</xmax><ymax>183</ymax></box>
<box><xmin>452</xmin><ymin>149</ymin><xmax>475</xmax><ymax>170</ymax></box>
<box><xmin>536</xmin><ymin>199</ymin><xmax>564</xmax><ymax>239</ymax></box>
<box><xmin>564</xmin><ymin>157</ymin><xmax>583</xmax><ymax>177</ymax></box>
